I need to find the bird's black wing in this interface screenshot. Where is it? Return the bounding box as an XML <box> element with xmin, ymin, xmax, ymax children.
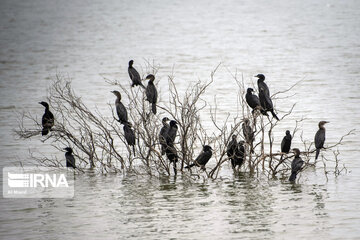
<box><xmin>258</xmin><ymin>81</ymin><xmax>270</xmax><ymax>96</ymax></box>
<box><xmin>66</xmin><ymin>153</ymin><xmax>76</xmax><ymax>168</ymax></box>
<box><xmin>42</xmin><ymin>111</ymin><xmax>54</xmax><ymax>128</ymax></box>
<box><xmin>159</xmin><ymin>125</ymin><xmax>169</xmax><ymax>145</ymax></box>
<box><xmin>246</xmin><ymin>94</ymin><xmax>261</xmax><ymax>109</ymax></box>
<box><xmin>196</xmin><ymin>151</ymin><xmax>212</xmax><ymax>166</ymax></box>
<box><xmin>226</xmin><ymin>139</ymin><xmax>237</xmax><ymax>157</ymax></box>
<box><xmin>116</xmin><ymin>102</ymin><xmax>128</xmax><ymax>123</ymax></box>
<box><xmin>314</xmin><ymin>129</ymin><xmax>325</xmax><ymax>149</ymax></box>
<box><xmin>146</xmin><ymin>84</ymin><xmax>157</xmax><ymax>103</ymax></box>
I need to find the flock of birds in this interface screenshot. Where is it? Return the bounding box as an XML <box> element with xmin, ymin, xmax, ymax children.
<box><xmin>38</xmin><ymin>60</ymin><xmax>329</xmax><ymax>182</ymax></box>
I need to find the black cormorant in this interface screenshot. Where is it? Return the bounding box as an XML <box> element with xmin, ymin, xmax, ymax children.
<box><xmin>145</xmin><ymin>74</ymin><xmax>158</xmax><ymax>114</ymax></box>
<box><xmin>281</xmin><ymin>130</ymin><xmax>292</xmax><ymax>154</ymax></box>
<box><xmin>39</xmin><ymin>101</ymin><xmax>54</xmax><ymax>136</ymax></box>
<box><xmin>256</xmin><ymin>74</ymin><xmax>279</xmax><ymax>120</ymax></box>
<box><xmin>245</xmin><ymin>88</ymin><xmax>268</xmax><ymax>116</ymax></box>
<box><xmin>255</xmin><ymin>74</ymin><xmax>270</xmax><ymax>96</ymax></box>
<box><xmin>128</xmin><ymin>60</ymin><xmax>145</xmax><ymax>89</ymax></box>
<box><xmin>289</xmin><ymin>148</ymin><xmax>304</xmax><ymax>182</ymax></box>
<box><xmin>123</xmin><ymin>122</ymin><xmax>136</xmax><ymax>153</ymax></box>
<box><xmin>232</xmin><ymin>140</ymin><xmax>245</xmax><ymax>169</ymax></box>
<box><xmin>159</xmin><ymin>117</ymin><xmax>170</xmax><ymax>155</ymax></box>
<box><xmin>111</xmin><ymin>90</ymin><xmax>128</xmax><ymax>124</ymax></box>
<box><xmin>242</xmin><ymin>118</ymin><xmax>254</xmax><ymax>153</ymax></box>
<box><xmin>185</xmin><ymin>145</ymin><xmax>213</xmax><ymax>170</ymax></box>
<box><xmin>166</xmin><ymin>120</ymin><xmax>178</xmax><ymax>146</ymax></box>
<box><xmin>64</xmin><ymin>147</ymin><xmax>76</xmax><ymax>169</ymax></box>
<box><xmin>227</xmin><ymin>135</ymin><xmax>238</xmax><ymax>161</ymax></box>
<box><xmin>259</xmin><ymin>88</ymin><xmax>279</xmax><ymax>120</ymax></box>
<box><xmin>314</xmin><ymin>121</ymin><xmax>329</xmax><ymax>160</ymax></box>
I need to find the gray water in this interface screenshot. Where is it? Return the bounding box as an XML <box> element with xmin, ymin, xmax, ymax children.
<box><xmin>1</xmin><ymin>0</ymin><xmax>360</xmax><ymax>239</ymax></box>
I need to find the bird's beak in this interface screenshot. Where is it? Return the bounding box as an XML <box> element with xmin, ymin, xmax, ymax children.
<box><xmin>254</xmin><ymin>75</ymin><xmax>259</xmax><ymax>78</ymax></box>
<box><xmin>38</xmin><ymin>102</ymin><xmax>42</xmax><ymax>104</ymax></box>
<box><xmin>325</xmin><ymin>121</ymin><xmax>330</xmax><ymax>124</ymax></box>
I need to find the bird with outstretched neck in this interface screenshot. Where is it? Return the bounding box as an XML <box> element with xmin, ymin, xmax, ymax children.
<box><xmin>128</xmin><ymin>60</ymin><xmax>146</xmax><ymax>89</ymax></box>
<box><xmin>159</xmin><ymin>117</ymin><xmax>170</xmax><ymax>155</ymax></box>
<box><xmin>145</xmin><ymin>74</ymin><xmax>158</xmax><ymax>114</ymax></box>
<box><xmin>123</xmin><ymin>122</ymin><xmax>136</xmax><ymax>154</ymax></box>
<box><xmin>314</xmin><ymin>121</ymin><xmax>329</xmax><ymax>160</ymax></box>
<box><xmin>245</xmin><ymin>88</ymin><xmax>268</xmax><ymax>116</ymax></box>
<box><xmin>289</xmin><ymin>148</ymin><xmax>304</xmax><ymax>182</ymax></box>
<box><xmin>242</xmin><ymin>118</ymin><xmax>254</xmax><ymax>153</ymax></box>
<box><xmin>64</xmin><ymin>147</ymin><xmax>76</xmax><ymax>169</ymax></box>
<box><xmin>39</xmin><ymin>101</ymin><xmax>54</xmax><ymax>136</ymax></box>
<box><xmin>111</xmin><ymin>90</ymin><xmax>128</xmax><ymax>124</ymax></box>
<box><xmin>255</xmin><ymin>74</ymin><xmax>279</xmax><ymax>120</ymax></box>
<box><xmin>185</xmin><ymin>145</ymin><xmax>213</xmax><ymax>170</ymax></box>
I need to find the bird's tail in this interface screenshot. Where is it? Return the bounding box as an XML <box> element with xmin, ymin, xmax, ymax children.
<box><xmin>270</xmin><ymin>110</ymin><xmax>279</xmax><ymax>121</ymax></box>
<box><xmin>185</xmin><ymin>163</ymin><xmax>195</xmax><ymax>169</ymax></box>
<box><xmin>231</xmin><ymin>159</ymin><xmax>235</xmax><ymax>169</ymax></box>
<box><xmin>140</xmin><ymin>83</ymin><xmax>146</xmax><ymax>89</ymax></box>
<box><xmin>289</xmin><ymin>172</ymin><xmax>297</xmax><ymax>182</ymax></box>
<box><xmin>132</xmin><ymin>145</ymin><xmax>136</xmax><ymax>155</ymax></box>
<box><xmin>315</xmin><ymin>148</ymin><xmax>320</xmax><ymax>160</ymax></box>
<box><xmin>151</xmin><ymin>103</ymin><xmax>157</xmax><ymax>114</ymax></box>
<box><xmin>42</xmin><ymin>128</ymin><xmax>49</xmax><ymax>136</ymax></box>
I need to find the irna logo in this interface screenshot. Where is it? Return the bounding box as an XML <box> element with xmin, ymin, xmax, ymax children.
<box><xmin>8</xmin><ymin>172</ymin><xmax>69</xmax><ymax>188</ymax></box>
<box><xmin>3</xmin><ymin>167</ymin><xmax>74</xmax><ymax>198</ymax></box>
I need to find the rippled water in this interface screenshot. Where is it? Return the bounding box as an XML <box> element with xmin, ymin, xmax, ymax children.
<box><xmin>1</xmin><ymin>0</ymin><xmax>360</xmax><ymax>239</ymax></box>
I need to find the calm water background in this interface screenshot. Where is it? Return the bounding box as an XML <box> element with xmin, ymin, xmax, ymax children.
<box><xmin>1</xmin><ymin>0</ymin><xmax>360</xmax><ymax>239</ymax></box>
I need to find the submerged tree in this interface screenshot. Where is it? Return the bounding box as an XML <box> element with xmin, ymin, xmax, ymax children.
<box><xmin>15</xmin><ymin>62</ymin><xmax>354</xmax><ymax>181</ymax></box>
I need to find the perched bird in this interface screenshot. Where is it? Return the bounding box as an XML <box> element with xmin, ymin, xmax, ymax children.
<box><xmin>123</xmin><ymin>122</ymin><xmax>136</xmax><ymax>153</ymax></box>
<box><xmin>145</xmin><ymin>74</ymin><xmax>158</xmax><ymax>114</ymax></box>
<box><xmin>255</xmin><ymin>74</ymin><xmax>270</xmax><ymax>96</ymax></box>
<box><xmin>255</xmin><ymin>74</ymin><xmax>279</xmax><ymax>120</ymax></box>
<box><xmin>166</xmin><ymin>120</ymin><xmax>178</xmax><ymax>146</ymax></box>
<box><xmin>185</xmin><ymin>145</ymin><xmax>213</xmax><ymax>169</ymax></box>
<box><xmin>281</xmin><ymin>130</ymin><xmax>292</xmax><ymax>154</ymax></box>
<box><xmin>39</xmin><ymin>101</ymin><xmax>54</xmax><ymax>136</ymax></box>
<box><xmin>159</xmin><ymin>117</ymin><xmax>170</xmax><ymax>155</ymax></box>
<box><xmin>289</xmin><ymin>148</ymin><xmax>304</xmax><ymax>182</ymax></box>
<box><xmin>242</xmin><ymin>118</ymin><xmax>254</xmax><ymax>153</ymax></box>
<box><xmin>314</xmin><ymin>121</ymin><xmax>329</xmax><ymax>160</ymax></box>
<box><xmin>259</xmin><ymin>88</ymin><xmax>279</xmax><ymax>120</ymax></box>
<box><xmin>111</xmin><ymin>90</ymin><xmax>128</xmax><ymax>124</ymax></box>
<box><xmin>226</xmin><ymin>135</ymin><xmax>238</xmax><ymax>161</ymax></box>
<box><xmin>245</xmin><ymin>88</ymin><xmax>268</xmax><ymax>116</ymax></box>
<box><xmin>64</xmin><ymin>147</ymin><xmax>76</xmax><ymax>169</ymax></box>
<box><xmin>128</xmin><ymin>60</ymin><xmax>145</xmax><ymax>89</ymax></box>
<box><xmin>231</xmin><ymin>141</ymin><xmax>245</xmax><ymax>169</ymax></box>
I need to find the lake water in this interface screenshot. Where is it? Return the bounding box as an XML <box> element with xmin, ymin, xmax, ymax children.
<box><xmin>0</xmin><ymin>0</ymin><xmax>360</xmax><ymax>239</ymax></box>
